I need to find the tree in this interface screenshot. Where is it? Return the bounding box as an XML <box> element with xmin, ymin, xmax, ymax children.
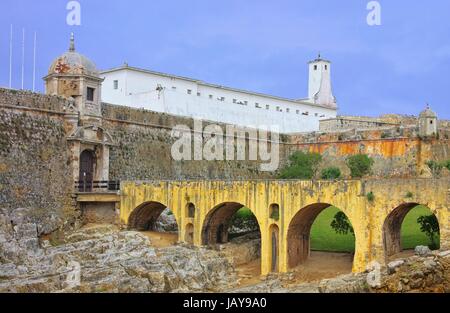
<box><xmin>417</xmin><ymin>215</ymin><xmax>440</xmax><ymax>250</ymax></box>
<box><xmin>346</xmin><ymin>154</ymin><xmax>374</xmax><ymax>178</ymax></box>
<box><xmin>321</xmin><ymin>167</ymin><xmax>341</xmax><ymax>180</ymax></box>
<box><xmin>279</xmin><ymin>151</ymin><xmax>322</xmax><ymax>179</ymax></box>
<box><xmin>331</xmin><ymin>211</ymin><xmax>354</xmax><ymax>236</ymax></box>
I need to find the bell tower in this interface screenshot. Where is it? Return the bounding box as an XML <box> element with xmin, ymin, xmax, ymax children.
<box><xmin>308</xmin><ymin>54</ymin><xmax>337</xmax><ymax>109</ymax></box>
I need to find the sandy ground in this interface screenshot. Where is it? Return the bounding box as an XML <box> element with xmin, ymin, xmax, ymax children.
<box><xmin>141</xmin><ymin>231</ymin><xmax>178</xmax><ymax>248</ymax></box>
<box><xmin>235</xmin><ymin>251</ymin><xmax>354</xmax><ymax>287</ymax></box>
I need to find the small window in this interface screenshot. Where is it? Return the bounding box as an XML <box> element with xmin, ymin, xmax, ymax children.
<box><xmin>172</xmin><ymin>86</ymin><xmax>177</xmax><ymax>90</ymax></box>
<box><xmin>113</xmin><ymin>80</ymin><xmax>119</xmax><ymax>90</ymax></box>
<box><xmin>209</xmin><ymin>94</ymin><xmax>213</xmax><ymax>99</ymax></box>
<box><xmin>233</xmin><ymin>99</ymin><xmax>237</xmax><ymax>104</ymax></box>
<box><xmin>315</xmin><ymin>113</ymin><xmax>319</xmax><ymax>117</ymax></box>
<box><xmin>314</xmin><ymin>65</ymin><xmax>318</xmax><ymax>70</ymax></box>
<box><xmin>430</xmin><ymin>120</ymin><xmax>433</xmax><ymax>124</ymax></box>
<box><xmin>325</xmin><ymin>65</ymin><xmax>328</xmax><ymax>70</ymax></box>
<box><xmin>296</xmin><ymin>110</ymin><xmax>300</xmax><ymax>114</ymax></box>
<box><xmin>266</xmin><ymin>105</ymin><xmax>270</xmax><ymax>110</ymax></box>
<box><xmin>244</xmin><ymin>101</ymin><xmax>248</xmax><ymax>105</ymax></box>
<box><xmin>276</xmin><ymin>106</ymin><xmax>280</xmax><ymax>112</ymax></box>
<box><xmin>221</xmin><ymin>97</ymin><xmax>225</xmax><ymax>101</ymax></box>
<box><xmin>197</xmin><ymin>92</ymin><xmax>201</xmax><ymax>96</ymax></box>
<box><xmin>255</xmin><ymin>103</ymin><xmax>261</xmax><ymax>108</ymax></box>
<box><xmin>286</xmin><ymin>108</ymin><xmax>290</xmax><ymax>113</ymax></box>
<box><xmin>187</xmin><ymin>89</ymin><xmax>192</xmax><ymax>95</ymax></box>
<box><xmin>86</xmin><ymin>87</ymin><xmax>95</xmax><ymax>101</ymax></box>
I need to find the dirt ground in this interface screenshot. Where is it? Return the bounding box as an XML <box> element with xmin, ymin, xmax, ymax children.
<box><xmin>141</xmin><ymin>231</ymin><xmax>178</xmax><ymax>248</ymax></box>
<box><xmin>235</xmin><ymin>251</ymin><xmax>354</xmax><ymax>287</ymax></box>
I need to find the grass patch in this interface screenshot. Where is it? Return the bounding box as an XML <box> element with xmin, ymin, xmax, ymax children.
<box><xmin>310</xmin><ymin>205</ymin><xmax>440</xmax><ymax>253</ymax></box>
<box><xmin>401</xmin><ymin>205</ymin><xmax>440</xmax><ymax>250</ymax></box>
<box><xmin>234</xmin><ymin>207</ymin><xmax>254</xmax><ymax>219</ymax></box>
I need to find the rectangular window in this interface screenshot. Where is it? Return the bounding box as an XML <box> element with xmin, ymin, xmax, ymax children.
<box><xmin>233</xmin><ymin>99</ymin><xmax>237</xmax><ymax>104</ymax></box>
<box><xmin>220</xmin><ymin>97</ymin><xmax>225</xmax><ymax>101</ymax></box>
<box><xmin>276</xmin><ymin>106</ymin><xmax>281</xmax><ymax>112</ymax></box>
<box><xmin>286</xmin><ymin>108</ymin><xmax>290</xmax><ymax>113</ymax></box>
<box><xmin>255</xmin><ymin>103</ymin><xmax>261</xmax><ymax>108</ymax></box>
<box><xmin>296</xmin><ymin>110</ymin><xmax>300</xmax><ymax>114</ymax></box>
<box><xmin>187</xmin><ymin>89</ymin><xmax>192</xmax><ymax>95</ymax></box>
<box><xmin>197</xmin><ymin>92</ymin><xmax>201</xmax><ymax>97</ymax></box>
<box><xmin>87</xmin><ymin>87</ymin><xmax>95</xmax><ymax>101</ymax></box>
<box><xmin>266</xmin><ymin>105</ymin><xmax>270</xmax><ymax>110</ymax></box>
<box><xmin>113</xmin><ymin>80</ymin><xmax>118</xmax><ymax>90</ymax></box>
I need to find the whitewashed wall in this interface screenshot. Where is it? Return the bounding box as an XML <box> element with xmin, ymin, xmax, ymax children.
<box><xmin>101</xmin><ymin>68</ymin><xmax>337</xmax><ymax>133</ymax></box>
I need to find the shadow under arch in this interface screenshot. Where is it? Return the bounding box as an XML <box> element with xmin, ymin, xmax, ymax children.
<box><xmin>128</xmin><ymin>201</ymin><xmax>178</xmax><ymax>232</ymax></box>
<box><xmin>287</xmin><ymin>203</ymin><xmax>356</xmax><ymax>269</ymax></box>
<box><xmin>201</xmin><ymin>202</ymin><xmax>261</xmax><ymax>246</ymax></box>
<box><xmin>383</xmin><ymin>203</ymin><xmax>440</xmax><ymax>258</ymax></box>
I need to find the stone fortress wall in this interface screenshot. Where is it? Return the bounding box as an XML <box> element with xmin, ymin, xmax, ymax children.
<box><xmin>1</xmin><ymin>87</ymin><xmax>449</xmax><ymax>232</ymax></box>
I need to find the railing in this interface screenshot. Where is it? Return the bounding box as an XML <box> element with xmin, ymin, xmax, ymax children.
<box><xmin>75</xmin><ymin>180</ymin><xmax>120</xmax><ymax>193</ymax></box>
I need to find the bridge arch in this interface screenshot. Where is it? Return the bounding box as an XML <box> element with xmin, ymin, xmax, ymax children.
<box><xmin>201</xmin><ymin>202</ymin><xmax>261</xmax><ymax>245</ymax></box>
<box><xmin>287</xmin><ymin>203</ymin><xmax>357</xmax><ymax>269</ymax></box>
<box><xmin>128</xmin><ymin>201</ymin><xmax>179</xmax><ymax>232</ymax></box>
<box><xmin>383</xmin><ymin>203</ymin><xmax>441</xmax><ymax>258</ymax></box>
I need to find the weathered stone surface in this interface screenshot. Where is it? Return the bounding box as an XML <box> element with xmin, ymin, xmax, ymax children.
<box><xmin>154</xmin><ymin>209</ymin><xmax>178</xmax><ymax>232</ymax></box>
<box><xmin>415</xmin><ymin>245</ymin><xmax>432</xmax><ymax>256</ymax></box>
<box><xmin>0</xmin><ymin>212</ymin><xmax>237</xmax><ymax>293</ymax></box>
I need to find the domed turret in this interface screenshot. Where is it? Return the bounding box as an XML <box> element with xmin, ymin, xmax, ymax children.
<box><xmin>44</xmin><ymin>33</ymin><xmax>103</xmax><ymax>120</ymax></box>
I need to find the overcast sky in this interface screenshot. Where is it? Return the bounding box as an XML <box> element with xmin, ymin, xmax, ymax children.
<box><xmin>1</xmin><ymin>0</ymin><xmax>449</xmax><ymax>118</ymax></box>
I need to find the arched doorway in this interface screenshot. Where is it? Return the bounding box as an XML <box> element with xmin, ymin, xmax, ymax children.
<box><xmin>128</xmin><ymin>201</ymin><xmax>179</xmax><ymax>248</ymax></box>
<box><xmin>270</xmin><ymin>224</ymin><xmax>279</xmax><ymax>273</ymax></box>
<box><xmin>201</xmin><ymin>203</ymin><xmax>262</xmax><ymax>285</ymax></box>
<box><xmin>185</xmin><ymin>223</ymin><xmax>194</xmax><ymax>244</ymax></box>
<box><xmin>79</xmin><ymin>150</ymin><xmax>95</xmax><ymax>192</ymax></box>
<box><xmin>287</xmin><ymin>203</ymin><xmax>355</xmax><ymax>277</ymax></box>
<box><xmin>383</xmin><ymin>203</ymin><xmax>440</xmax><ymax>259</ymax></box>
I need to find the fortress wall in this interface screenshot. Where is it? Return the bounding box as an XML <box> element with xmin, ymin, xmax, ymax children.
<box><xmin>102</xmin><ymin>103</ymin><xmax>289</xmax><ymax>180</ymax></box>
<box><xmin>0</xmin><ymin>101</ymin><xmax>76</xmax><ymax>231</ymax></box>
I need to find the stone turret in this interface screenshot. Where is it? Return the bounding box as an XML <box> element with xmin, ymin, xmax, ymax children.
<box><xmin>419</xmin><ymin>105</ymin><xmax>438</xmax><ymax>138</ymax></box>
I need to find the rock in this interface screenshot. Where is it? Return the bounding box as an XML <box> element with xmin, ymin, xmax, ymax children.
<box><xmin>415</xmin><ymin>246</ymin><xmax>431</xmax><ymax>256</ymax></box>
<box><xmin>387</xmin><ymin>260</ymin><xmax>405</xmax><ymax>274</ymax></box>
<box><xmin>438</xmin><ymin>250</ymin><xmax>450</xmax><ymax>258</ymax></box>
<box><xmin>154</xmin><ymin>209</ymin><xmax>177</xmax><ymax>232</ymax></box>
<box><xmin>0</xmin><ymin>263</ymin><xmax>19</xmax><ymax>278</ymax></box>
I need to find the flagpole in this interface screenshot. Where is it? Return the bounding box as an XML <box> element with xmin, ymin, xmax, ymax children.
<box><xmin>9</xmin><ymin>25</ymin><xmax>13</xmax><ymax>89</ymax></box>
<box><xmin>33</xmin><ymin>31</ymin><xmax>36</xmax><ymax>92</ymax></box>
<box><xmin>21</xmin><ymin>28</ymin><xmax>25</xmax><ymax>90</ymax></box>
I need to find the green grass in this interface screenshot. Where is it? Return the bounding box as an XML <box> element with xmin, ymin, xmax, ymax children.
<box><xmin>310</xmin><ymin>205</ymin><xmax>439</xmax><ymax>252</ymax></box>
<box><xmin>234</xmin><ymin>206</ymin><xmax>439</xmax><ymax>252</ymax></box>
<box><xmin>310</xmin><ymin>207</ymin><xmax>355</xmax><ymax>252</ymax></box>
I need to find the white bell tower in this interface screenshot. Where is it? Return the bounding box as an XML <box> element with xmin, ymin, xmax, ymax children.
<box><xmin>308</xmin><ymin>54</ymin><xmax>337</xmax><ymax>109</ymax></box>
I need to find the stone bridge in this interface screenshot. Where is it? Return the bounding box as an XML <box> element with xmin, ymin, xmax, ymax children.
<box><xmin>119</xmin><ymin>179</ymin><xmax>450</xmax><ymax>276</ymax></box>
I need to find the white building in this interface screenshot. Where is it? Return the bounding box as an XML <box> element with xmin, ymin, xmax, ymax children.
<box><xmin>100</xmin><ymin>55</ymin><xmax>338</xmax><ymax>133</ymax></box>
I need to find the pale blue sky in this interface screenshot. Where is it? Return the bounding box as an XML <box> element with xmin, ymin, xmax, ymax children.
<box><xmin>1</xmin><ymin>0</ymin><xmax>449</xmax><ymax>118</ymax></box>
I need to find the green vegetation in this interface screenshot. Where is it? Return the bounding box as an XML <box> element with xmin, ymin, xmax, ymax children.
<box><xmin>417</xmin><ymin>214</ymin><xmax>440</xmax><ymax>250</ymax></box>
<box><xmin>320</xmin><ymin>167</ymin><xmax>342</xmax><ymax>180</ymax></box>
<box><xmin>330</xmin><ymin>211</ymin><xmax>354</xmax><ymax>236</ymax></box>
<box><xmin>444</xmin><ymin>160</ymin><xmax>450</xmax><ymax>171</ymax></box>
<box><xmin>311</xmin><ymin>205</ymin><xmax>440</xmax><ymax>252</ymax></box>
<box><xmin>346</xmin><ymin>154</ymin><xmax>374</xmax><ymax>178</ymax></box>
<box><xmin>366</xmin><ymin>192</ymin><xmax>375</xmax><ymax>202</ymax></box>
<box><xmin>234</xmin><ymin>207</ymin><xmax>254</xmax><ymax>219</ymax></box>
<box><xmin>405</xmin><ymin>191</ymin><xmax>413</xmax><ymax>198</ymax></box>
<box><xmin>279</xmin><ymin>151</ymin><xmax>322</xmax><ymax>179</ymax></box>
<box><xmin>426</xmin><ymin>160</ymin><xmax>444</xmax><ymax>177</ymax></box>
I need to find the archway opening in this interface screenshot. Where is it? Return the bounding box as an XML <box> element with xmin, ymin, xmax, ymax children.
<box><xmin>202</xmin><ymin>203</ymin><xmax>262</xmax><ymax>286</ymax></box>
<box><xmin>287</xmin><ymin>204</ymin><xmax>355</xmax><ymax>281</ymax></box>
<box><xmin>383</xmin><ymin>203</ymin><xmax>440</xmax><ymax>260</ymax></box>
<box><xmin>128</xmin><ymin>201</ymin><xmax>179</xmax><ymax>248</ymax></box>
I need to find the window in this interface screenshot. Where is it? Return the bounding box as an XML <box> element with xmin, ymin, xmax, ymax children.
<box><xmin>244</xmin><ymin>101</ymin><xmax>248</xmax><ymax>106</ymax></box>
<box><xmin>221</xmin><ymin>97</ymin><xmax>225</xmax><ymax>101</ymax></box>
<box><xmin>233</xmin><ymin>99</ymin><xmax>237</xmax><ymax>104</ymax></box>
<box><xmin>276</xmin><ymin>106</ymin><xmax>280</xmax><ymax>112</ymax></box>
<box><xmin>255</xmin><ymin>103</ymin><xmax>261</xmax><ymax>108</ymax></box>
<box><xmin>266</xmin><ymin>105</ymin><xmax>270</xmax><ymax>110</ymax></box>
<box><xmin>197</xmin><ymin>92</ymin><xmax>201</xmax><ymax>97</ymax></box>
<box><xmin>187</xmin><ymin>89</ymin><xmax>192</xmax><ymax>95</ymax></box>
<box><xmin>209</xmin><ymin>94</ymin><xmax>213</xmax><ymax>99</ymax></box>
<box><xmin>325</xmin><ymin>65</ymin><xmax>328</xmax><ymax>70</ymax></box>
<box><xmin>113</xmin><ymin>80</ymin><xmax>118</xmax><ymax>90</ymax></box>
<box><xmin>296</xmin><ymin>110</ymin><xmax>300</xmax><ymax>114</ymax></box>
<box><xmin>172</xmin><ymin>86</ymin><xmax>177</xmax><ymax>91</ymax></box>
<box><xmin>86</xmin><ymin>87</ymin><xmax>95</xmax><ymax>101</ymax></box>
<box><xmin>430</xmin><ymin>120</ymin><xmax>433</xmax><ymax>124</ymax></box>
<box><xmin>315</xmin><ymin>113</ymin><xmax>319</xmax><ymax>117</ymax></box>
<box><xmin>314</xmin><ymin>65</ymin><xmax>318</xmax><ymax>70</ymax></box>
<box><xmin>286</xmin><ymin>108</ymin><xmax>290</xmax><ymax>113</ymax></box>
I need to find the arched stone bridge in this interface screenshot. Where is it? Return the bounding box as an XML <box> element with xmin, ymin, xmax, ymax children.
<box><xmin>119</xmin><ymin>179</ymin><xmax>450</xmax><ymax>276</ymax></box>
